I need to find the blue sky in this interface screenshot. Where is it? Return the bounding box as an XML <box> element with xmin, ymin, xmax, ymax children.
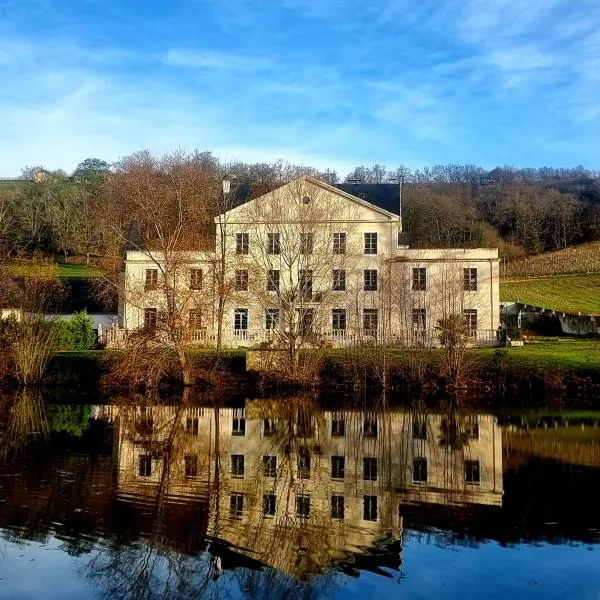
<box><xmin>1</xmin><ymin>0</ymin><xmax>599</xmax><ymax>177</ymax></box>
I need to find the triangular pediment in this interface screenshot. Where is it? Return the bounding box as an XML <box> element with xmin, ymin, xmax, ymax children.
<box><xmin>217</xmin><ymin>176</ymin><xmax>399</xmax><ymax>222</ymax></box>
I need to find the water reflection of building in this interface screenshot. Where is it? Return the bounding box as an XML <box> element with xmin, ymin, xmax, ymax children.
<box><xmin>100</xmin><ymin>401</ymin><xmax>502</xmax><ymax>577</ymax></box>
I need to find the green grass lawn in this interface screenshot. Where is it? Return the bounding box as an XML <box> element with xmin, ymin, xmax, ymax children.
<box><xmin>328</xmin><ymin>338</ymin><xmax>600</xmax><ymax>374</ymax></box>
<box><xmin>2</xmin><ymin>263</ymin><xmax>105</xmax><ymax>278</ymax></box>
<box><xmin>500</xmin><ymin>273</ymin><xmax>600</xmax><ymax>315</ymax></box>
<box><xmin>472</xmin><ymin>338</ymin><xmax>600</xmax><ymax>373</ymax></box>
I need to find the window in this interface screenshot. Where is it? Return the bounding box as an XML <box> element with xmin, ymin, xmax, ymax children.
<box><xmin>363</xmin><ymin>457</ymin><xmax>377</xmax><ymax>481</ymax></box>
<box><xmin>263</xmin><ymin>455</ymin><xmax>277</xmax><ymax>477</ymax></box>
<box><xmin>332</xmin><ymin>309</ymin><xmax>347</xmax><ymax>331</ymax></box>
<box><xmin>412</xmin><ymin>419</ymin><xmax>427</xmax><ymax>440</ymax></box>
<box><xmin>267</xmin><ymin>232</ymin><xmax>280</xmax><ymax>255</ymax></box>
<box><xmin>235</xmin><ymin>269</ymin><xmax>248</xmax><ymax>291</ymax></box>
<box><xmin>333</xmin><ymin>232</ymin><xmax>346</xmax><ymax>254</ymax></box>
<box><xmin>186</xmin><ymin>417</ymin><xmax>199</xmax><ymax>435</ymax></box>
<box><xmin>267</xmin><ymin>269</ymin><xmax>280</xmax><ymax>291</ymax></box>
<box><xmin>412</xmin><ymin>308</ymin><xmax>426</xmax><ymax>330</ymax></box>
<box><xmin>236</xmin><ymin>233</ymin><xmax>249</xmax><ymax>254</ymax></box>
<box><xmin>145</xmin><ymin>269</ymin><xmax>158</xmax><ymax>291</ymax></box>
<box><xmin>139</xmin><ymin>455</ymin><xmax>152</xmax><ymax>477</ymax></box>
<box><xmin>300</xmin><ymin>232</ymin><xmax>314</xmax><ymax>255</ymax></box>
<box><xmin>298</xmin><ymin>309</ymin><xmax>314</xmax><ymax>336</ymax></box>
<box><xmin>363</xmin><ymin>495</ymin><xmax>377</xmax><ymax>521</ymax></box>
<box><xmin>464</xmin><ymin>309</ymin><xmax>478</xmax><ymax>333</ymax></box>
<box><xmin>234</xmin><ymin>309</ymin><xmax>248</xmax><ymax>331</ymax></box>
<box><xmin>144</xmin><ymin>308</ymin><xmax>157</xmax><ymax>331</ymax></box>
<box><xmin>296</xmin><ymin>495</ymin><xmax>310</xmax><ymax>517</ymax></box>
<box><xmin>231</xmin><ymin>454</ymin><xmax>245</xmax><ymax>477</ymax></box>
<box><xmin>464</xmin><ymin>416</ymin><xmax>479</xmax><ymax>440</ymax></box>
<box><xmin>412</xmin><ymin>268</ymin><xmax>427</xmax><ymax>291</ymax></box>
<box><xmin>189</xmin><ymin>310</ymin><xmax>203</xmax><ymax>329</ymax></box>
<box><xmin>332</xmin><ymin>269</ymin><xmax>346</xmax><ymax>291</ymax></box>
<box><xmin>298</xmin><ymin>446</ymin><xmax>311</xmax><ymax>479</ymax></box>
<box><xmin>230</xmin><ymin>494</ymin><xmax>244</xmax><ymax>518</ymax></box>
<box><xmin>364</xmin><ymin>269</ymin><xmax>378</xmax><ymax>291</ymax></box>
<box><xmin>184</xmin><ymin>455</ymin><xmax>198</xmax><ymax>478</ymax></box>
<box><xmin>331</xmin><ymin>495</ymin><xmax>345</xmax><ymax>519</ymax></box>
<box><xmin>263</xmin><ymin>418</ymin><xmax>276</xmax><ymax>436</ymax></box>
<box><xmin>299</xmin><ymin>269</ymin><xmax>313</xmax><ymax>298</ymax></box>
<box><xmin>364</xmin><ymin>416</ymin><xmax>378</xmax><ymax>438</ymax></box>
<box><xmin>413</xmin><ymin>457</ymin><xmax>428</xmax><ymax>483</ymax></box>
<box><xmin>364</xmin><ymin>232</ymin><xmax>378</xmax><ymax>255</ymax></box>
<box><xmin>265</xmin><ymin>308</ymin><xmax>280</xmax><ymax>330</ymax></box>
<box><xmin>232</xmin><ymin>417</ymin><xmax>246</xmax><ymax>436</ymax></box>
<box><xmin>465</xmin><ymin>460</ymin><xmax>481</xmax><ymax>484</ymax></box>
<box><xmin>137</xmin><ymin>418</ymin><xmax>153</xmax><ymax>436</ymax></box>
<box><xmin>331</xmin><ymin>455</ymin><xmax>345</xmax><ymax>479</ymax></box>
<box><xmin>331</xmin><ymin>416</ymin><xmax>345</xmax><ymax>437</ymax></box>
<box><xmin>363</xmin><ymin>309</ymin><xmax>378</xmax><ymax>332</ymax></box>
<box><xmin>464</xmin><ymin>268</ymin><xmax>478</xmax><ymax>291</ymax></box>
<box><xmin>190</xmin><ymin>269</ymin><xmax>202</xmax><ymax>290</ymax></box>
<box><xmin>263</xmin><ymin>494</ymin><xmax>276</xmax><ymax>516</ymax></box>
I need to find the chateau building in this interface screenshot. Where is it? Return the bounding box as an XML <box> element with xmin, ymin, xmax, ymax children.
<box><xmin>106</xmin><ymin>176</ymin><xmax>500</xmax><ymax>348</ymax></box>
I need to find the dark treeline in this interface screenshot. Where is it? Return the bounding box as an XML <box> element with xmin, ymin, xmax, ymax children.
<box><xmin>1</xmin><ymin>154</ymin><xmax>599</xmax><ymax>263</ymax></box>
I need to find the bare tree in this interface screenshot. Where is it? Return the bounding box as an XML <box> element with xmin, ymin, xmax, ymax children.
<box><xmin>100</xmin><ymin>150</ymin><xmax>218</xmax><ymax>386</ymax></box>
<box><xmin>233</xmin><ymin>177</ymin><xmax>361</xmax><ymax>378</ymax></box>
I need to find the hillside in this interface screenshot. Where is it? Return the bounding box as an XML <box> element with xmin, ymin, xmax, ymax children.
<box><xmin>500</xmin><ymin>273</ymin><xmax>600</xmax><ymax>315</ymax></box>
<box><xmin>502</xmin><ymin>242</ymin><xmax>600</xmax><ymax>278</ymax></box>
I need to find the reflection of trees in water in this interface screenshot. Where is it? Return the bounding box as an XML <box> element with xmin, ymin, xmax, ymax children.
<box><xmin>82</xmin><ymin>392</ymin><xmax>370</xmax><ymax>599</ymax></box>
<box><xmin>0</xmin><ymin>388</ymin><xmax>48</xmax><ymax>460</ymax></box>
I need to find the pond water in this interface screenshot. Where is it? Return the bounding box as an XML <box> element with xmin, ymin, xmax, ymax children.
<box><xmin>1</xmin><ymin>392</ymin><xmax>599</xmax><ymax>599</ymax></box>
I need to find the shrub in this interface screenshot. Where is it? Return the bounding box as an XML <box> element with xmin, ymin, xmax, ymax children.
<box><xmin>58</xmin><ymin>311</ymin><xmax>97</xmax><ymax>351</ymax></box>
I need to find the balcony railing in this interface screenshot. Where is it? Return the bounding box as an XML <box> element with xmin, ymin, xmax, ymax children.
<box><xmin>101</xmin><ymin>325</ymin><xmax>501</xmax><ymax>348</ymax></box>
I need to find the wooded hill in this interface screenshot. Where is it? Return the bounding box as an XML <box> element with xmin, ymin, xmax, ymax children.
<box><xmin>1</xmin><ymin>155</ymin><xmax>599</xmax><ymax>265</ymax></box>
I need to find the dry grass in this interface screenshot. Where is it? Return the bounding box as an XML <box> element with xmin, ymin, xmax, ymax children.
<box><xmin>502</xmin><ymin>241</ymin><xmax>600</xmax><ymax>278</ymax></box>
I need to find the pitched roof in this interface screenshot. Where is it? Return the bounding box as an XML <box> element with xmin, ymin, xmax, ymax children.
<box><xmin>222</xmin><ymin>178</ymin><xmax>400</xmax><ymax>218</ymax></box>
<box><xmin>334</xmin><ymin>183</ymin><xmax>400</xmax><ymax>216</ymax></box>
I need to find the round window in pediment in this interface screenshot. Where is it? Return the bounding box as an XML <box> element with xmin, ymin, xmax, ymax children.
<box><xmin>302</xmin><ymin>195</ymin><xmax>311</xmax><ymax>205</ymax></box>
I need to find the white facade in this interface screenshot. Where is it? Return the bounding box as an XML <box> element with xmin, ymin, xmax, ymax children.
<box><xmin>109</xmin><ymin>176</ymin><xmax>500</xmax><ymax>348</ymax></box>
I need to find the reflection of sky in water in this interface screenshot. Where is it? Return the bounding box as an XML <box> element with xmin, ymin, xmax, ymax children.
<box><xmin>1</xmin><ymin>533</ymin><xmax>598</xmax><ymax>599</ymax></box>
<box><xmin>2</xmin><ymin>397</ymin><xmax>600</xmax><ymax>599</ymax></box>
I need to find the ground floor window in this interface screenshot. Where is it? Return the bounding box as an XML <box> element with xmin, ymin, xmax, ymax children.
<box><xmin>297</xmin><ymin>309</ymin><xmax>314</xmax><ymax>337</ymax></box>
<box><xmin>186</xmin><ymin>417</ymin><xmax>199</xmax><ymax>435</ymax></box>
<box><xmin>234</xmin><ymin>309</ymin><xmax>248</xmax><ymax>330</ymax></box>
<box><xmin>464</xmin><ymin>309</ymin><xmax>478</xmax><ymax>333</ymax></box>
<box><xmin>144</xmin><ymin>308</ymin><xmax>157</xmax><ymax>331</ymax></box>
<box><xmin>363</xmin><ymin>309</ymin><xmax>378</xmax><ymax>333</ymax></box>
<box><xmin>184</xmin><ymin>455</ymin><xmax>198</xmax><ymax>478</ymax></box>
<box><xmin>412</xmin><ymin>308</ymin><xmax>426</xmax><ymax>330</ymax></box>
<box><xmin>332</xmin><ymin>308</ymin><xmax>347</xmax><ymax>331</ymax></box>
<box><xmin>232</xmin><ymin>416</ymin><xmax>246</xmax><ymax>436</ymax></box>
<box><xmin>265</xmin><ymin>308</ymin><xmax>280</xmax><ymax>329</ymax></box>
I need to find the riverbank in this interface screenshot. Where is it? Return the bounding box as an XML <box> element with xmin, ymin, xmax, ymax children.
<box><xmin>8</xmin><ymin>337</ymin><xmax>593</xmax><ymax>403</ymax></box>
